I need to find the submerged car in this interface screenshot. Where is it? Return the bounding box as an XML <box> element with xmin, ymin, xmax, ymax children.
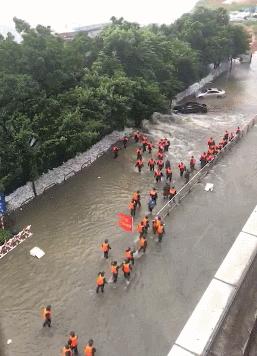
<box><xmin>173</xmin><ymin>101</ymin><xmax>208</xmax><ymax>114</ymax></box>
<box><xmin>196</xmin><ymin>88</ymin><xmax>226</xmax><ymax>99</ymax></box>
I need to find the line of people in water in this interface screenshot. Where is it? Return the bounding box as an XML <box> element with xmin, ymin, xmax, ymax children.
<box><xmin>53</xmin><ymin>125</ymin><xmax>241</xmax><ymax>355</ymax></box>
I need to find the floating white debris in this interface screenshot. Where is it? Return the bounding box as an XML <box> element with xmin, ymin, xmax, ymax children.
<box><xmin>7</xmin><ymin>339</ymin><xmax>12</xmax><ymax>345</ymax></box>
<box><xmin>30</xmin><ymin>247</ymin><xmax>45</xmax><ymax>259</ymax></box>
<box><xmin>97</xmin><ymin>176</ymin><xmax>101</xmax><ymax>179</ymax></box>
<box><xmin>205</xmin><ymin>183</ymin><xmax>214</xmax><ymax>192</ymax></box>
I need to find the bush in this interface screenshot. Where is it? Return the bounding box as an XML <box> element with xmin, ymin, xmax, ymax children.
<box><xmin>0</xmin><ymin>229</ymin><xmax>12</xmax><ymax>245</ymax></box>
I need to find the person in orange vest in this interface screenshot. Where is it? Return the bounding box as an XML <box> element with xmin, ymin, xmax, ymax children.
<box><xmin>165</xmin><ymin>159</ymin><xmax>171</xmax><ymax>169</ymax></box>
<box><xmin>134</xmin><ymin>131</ymin><xmax>140</xmax><ymax>142</ymax></box>
<box><xmin>157</xmin><ymin>222</ymin><xmax>165</xmax><ymax>242</ymax></box>
<box><xmin>157</xmin><ymin>151</ymin><xmax>164</xmax><ymax>160</ymax></box>
<box><xmin>142</xmin><ymin>138</ymin><xmax>148</xmax><ymax>152</ymax></box>
<box><xmin>206</xmin><ymin>154</ymin><xmax>214</xmax><ymax>162</ymax></box>
<box><xmin>112</xmin><ymin>146</ymin><xmax>119</xmax><ymax>159</ymax></box>
<box><xmin>169</xmin><ymin>186</ymin><xmax>177</xmax><ymax>201</ymax></box>
<box><xmin>132</xmin><ymin>190</ymin><xmax>141</xmax><ymax>208</ymax></box>
<box><xmin>200</xmin><ymin>152</ymin><xmax>207</xmax><ymax>169</ymax></box>
<box><xmin>101</xmin><ymin>239</ymin><xmax>111</xmax><ymax>259</ymax></box>
<box><xmin>43</xmin><ymin>305</ymin><xmax>52</xmax><ymax>328</ymax></box>
<box><xmin>138</xmin><ymin>235</ymin><xmax>147</xmax><ymax>254</ymax></box>
<box><xmin>163</xmin><ymin>181</ymin><xmax>170</xmax><ymax>200</ymax></box>
<box><xmin>111</xmin><ymin>261</ymin><xmax>120</xmax><ymax>283</ymax></box>
<box><xmin>152</xmin><ymin>216</ymin><xmax>161</xmax><ymax>234</ymax></box>
<box><xmin>147</xmin><ymin>142</ymin><xmax>153</xmax><ymax>154</ymax></box>
<box><xmin>122</xmin><ymin>135</ymin><xmax>129</xmax><ymax>148</ymax></box>
<box><xmin>62</xmin><ymin>344</ymin><xmax>72</xmax><ymax>356</ymax></box>
<box><xmin>157</xmin><ymin>159</ymin><xmax>164</xmax><ymax>170</ymax></box>
<box><xmin>96</xmin><ymin>272</ymin><xmax>106</xmax><ymax>293</ymax></box>
<box><xmin>223</xmin><ymin>130</ymin><xmax>229</xmax><ymax>141</ymax></box>
<box><xmin>125</xmin><ymin>247</ymin><xmax>135</xmax><ymax>265</ymax></box>
<box><xmin>165</xmin><ymin>166</ymin><xmax>172</xmax><ymax>182</ymax></box>
<box><xmin>122</xmin><ymin>259</ymin><xmax>132</xmax><ymax>281</ymax></box>
<box><xmin>178</xmin><ymin>162</ymin><xmax>185</xmax><ymax>177</ymax></box>
<box><xmin>128</xmin><ymin>199</ymin><xmax>136</xmax><ymax>217</ymax></box>
<box><xmin>208</xmin><ymin>137</ymin><xmax>215</xmax><ymax>147</ymax></box>
<box><xmin>136</xmin><ymin>147</ymin><xmax>142</xmax><ymax>160</ymax></box>
<box><xmin>164</xmin><ymin>139</ymin><xmax>170</xmax><ymax>152</ymax></box>
<box><xmin>69</xmin><ymin>331</ymin><xmax>78</xmax><ymax>355</ymax></box>
<box><xmin>135</xmin><ymin>158</ymin><xmax>144</xmax><ymax>173</ymax></box>
<box><xmin>236</xmin><ymin>126</ymin><xmax>241</xmax><ymax>135</ymax></box>
<box><xmin>229</xmin><ymin>132</ymin><xmax>234</xmax><ymax>141</ymax></box>
<box><xmin>158</xmin><ymin>143</ymin><xmax>164</xmax><ymax>153</ymax></box>
<box><xmin>84</xmin><ymin>339</ymin><xmax>96</xmax><ymax>356</ymax></box>
<box><xmin>149</xmin><ymin>188</ymin><xmax>158</xmax><ymax>203</ymax></box>
<box><xmin>137</xmin><ymin>221</ymin><xmax>145</xmax><ymax>237</ymax></box>
<box><xmin>154</xmin><ymin>168</ymin><xmax>163</xmax><ymax>183</ymax></box>
<box><xmin>190</xmin><ymin>156</ymin><xmax>196</xmax><ymax>171</ymax></box>
<box><xmin>142</xmin><ymin>216</ymin><xmax>149</xmax><ymax>234</ymax></box>
<box><xmin>184</xmin><ymin>168</ymin><xmax>190</xmax><ymax>184</ymax></box>
<box><xmin>148</xmin><ymin>158</ymin><xmax>155</xmax><ymax>171</ymax></box>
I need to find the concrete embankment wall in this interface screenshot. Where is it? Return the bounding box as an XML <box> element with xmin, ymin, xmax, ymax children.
<box><xmin>168</xmin><ymin>205</ymin><xmax>257</xmax><ymax>356</ymax></box>
<box><xmin>6</xmin><ymin>130</ymin><xmax>131</xmax><ymax>212</ymax></box>
<box><xmin>5</xmin><ymin>62</ymin><xmax>230</xmax><ymax>213</ymax></box>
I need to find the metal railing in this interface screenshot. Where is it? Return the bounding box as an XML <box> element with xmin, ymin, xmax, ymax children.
<box><xmin>20</xmin><ymin>196</ymin><xmax>34</xmax><ymax>208</ymax></box>
<box><xmin>157</xmin><ymin>115</ymin><xmax>257</xmax><ymax>220</ymax></box>
<box><xmin>43</xmin><ymin>182</ymin><xmax>58</xmax><ymax>192</ymax></box>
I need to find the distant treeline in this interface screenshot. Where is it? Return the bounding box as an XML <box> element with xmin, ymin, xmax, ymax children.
<box><xmin>0</xmin><ymin>8</ymin><xmax>249</xmax><ymax>193</ymax></box>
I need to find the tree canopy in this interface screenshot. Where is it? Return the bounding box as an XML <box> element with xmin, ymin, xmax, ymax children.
<box><xmin>0</xmin><ymin>9</ymin><xmax>249</xmax><ymax>194</ymax></box>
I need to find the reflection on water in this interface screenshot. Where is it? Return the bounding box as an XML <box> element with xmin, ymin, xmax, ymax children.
<box><xmin>1</xmin><ymin>55</ymin><xmax>257</xmax><ymax>356</ymax></box>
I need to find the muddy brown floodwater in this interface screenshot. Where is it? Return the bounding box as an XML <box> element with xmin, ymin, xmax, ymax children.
<box><xmin>1</xmin><ymin>55</ymin><xmax>257</xmax><ymax>356</ymax></box>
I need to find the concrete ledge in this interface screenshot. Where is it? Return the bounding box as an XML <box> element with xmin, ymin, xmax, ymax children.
<box><xmin>175</xmin><ymin>279</ymin><xmax>235</xmax><ymax>355</ymax></box>
<box><xmin>215</xmin><ymin>232</ymin><xmax>257</xmax><ymax>287</ymax></box>
<box><xmin>168</xmin><ymin>204</ymin><xmax>257</xmax><ymax>355</ymax></box>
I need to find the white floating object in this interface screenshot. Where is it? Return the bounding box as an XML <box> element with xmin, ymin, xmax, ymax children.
<box><xmin>7</xmin><ymin>339</ymin><xmax>12</xmax><ymax>345</ymax></box>
<box><xmin>30</xmin><ymin>247</ymin><xmax>45</xmax><ymax>259</ymax></box>
<box><xmin>97</xmin><ymin>176</ymin><xmax>101</xmax><ymax>179</ymax></box>
<box><xmin>204</xmin><ymin>183</ymin><xmax>214</xmax><ymax>192</ymax></box>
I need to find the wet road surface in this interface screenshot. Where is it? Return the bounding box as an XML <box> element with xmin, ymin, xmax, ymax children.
<box><xmin>1</xmin><ymin>55</ymin><xmax>257</xmax><ymax>356</ymax></box>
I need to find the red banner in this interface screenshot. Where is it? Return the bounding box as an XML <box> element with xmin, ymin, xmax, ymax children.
<box><xmin>117</xmin><ymin>213</ymin><xmax>133</xmax><ymax>232</ymax></box>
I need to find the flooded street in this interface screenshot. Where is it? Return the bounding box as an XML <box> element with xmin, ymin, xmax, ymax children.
<box><xmin>1</xmin><ymin>55</ymin><xmax>257</xmax><ymax>356</ymax></box>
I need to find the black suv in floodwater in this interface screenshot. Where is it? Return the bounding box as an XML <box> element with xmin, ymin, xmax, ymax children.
<box><xmin>173</xmin><ymin>101</ymin><xmax>208</xmax><ymax>114</ymax></box>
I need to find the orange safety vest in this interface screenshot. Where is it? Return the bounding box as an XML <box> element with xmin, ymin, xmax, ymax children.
<box><xmin>101</xmin><ymin>243</ymin><xmax>109</xmax><ymax>252</ymax></box>
<box><xmin>148</xmin><ymin>159</ymin><xmax>155</xmax><ymax>166</ymax></box>
<box><xmin>123</xmin><ymin>263</ymin><xmax>131</xmax><ymax>273</ymax></box>
<box><xmin>142</xmin><ymin>217</ymin><xmax>148</xmax><ymax>226</ymax></box>
<box><xmin>150</xmin><ymin>190</ymin><xmax>157</xmax><ymax>197</ymax></box>
<box><xmin>44</xmin><ymin>308</ymin><xmax>51</xmax><ymax>319</ymax></box>
<box><xmin>96</xmin><ymin>275</ymin><xmax>104</xmax><ymax>286</ymax></box>
<box><xmin>157</xmin><ymin>225</ymin><xmax>164</xmax><ymax>234</ymax></box>
<box><xmin>133</xmin><ymin>192</ymin><xmax>139</xmax><ymax>201</ymax></box>
<box><xmin>137</xmin><ymin>224</ymin><xmax>144</xmax><ymax>233</ymax></box>
<box><xmin>84</xmin><ymin>345</ymin><xmax>93</xmax><ymax>356</ymax></box>
<box><xmin>190</xmin><ymin>158</ymin><xmax>196</xmax><ymax>165</ymax></box>
<box><xmin>169</xmin><ymin>188</ymin><xmax>176</xmax><ymax>195</ymax></box>
<box><xmin>129</xmin><ymin>202</ymin><xmax>135</xmax><ymax>210</ymax></box>
<box><xmin>154</xmin><ymin>170</ymin><xmax>161</xmax><ymax>177</ymax></box>
<box><xmin>166</xmin><ymin>167</ymin><xmax>172</xmax><ymax>174</ymax></box>
<box><xmin>125</xmin><ymin>250</ymin><xmax>132</xmax><ymax>259</ymax></box>
<box><xmin>69</xmin><ymin>336</ymin><xmax>78</xmax><ymax>347</ymax></box>
<box><xmin>111</xmin><ymin>265</ymin><xmax>118</xmax><ymax>274</ymax></box>
<box><xmin>178</xmin><ymin>163</ymin><xmax>185</xmax><ymax>171</ymax></box>
<box><xmin>139</xmin><ymin>237</ymin><xmax>146</xmax><ymax>247</ymax></box>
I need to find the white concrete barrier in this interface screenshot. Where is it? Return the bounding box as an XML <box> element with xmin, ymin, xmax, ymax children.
<box><xmin>168</xmin><ymin>205</ymin><xmax>257</xmax><ymax>355</ymax></box>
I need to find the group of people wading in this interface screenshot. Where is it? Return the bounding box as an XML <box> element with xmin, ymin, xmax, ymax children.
<box><xmin>96</xmin><ymin>125</ymin><xmax>241</xmax><ymax>293</ymax></box>
<box><xmin>45</xmin><ymin>125</ymin><xmax>241</xmax><ymax>356</ymax></box>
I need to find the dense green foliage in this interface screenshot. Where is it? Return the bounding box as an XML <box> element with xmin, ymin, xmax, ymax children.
<box><xmin>0</xmin><ymin>9</ymin><xmax>249</xmax><ymax>193</ymax></box>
